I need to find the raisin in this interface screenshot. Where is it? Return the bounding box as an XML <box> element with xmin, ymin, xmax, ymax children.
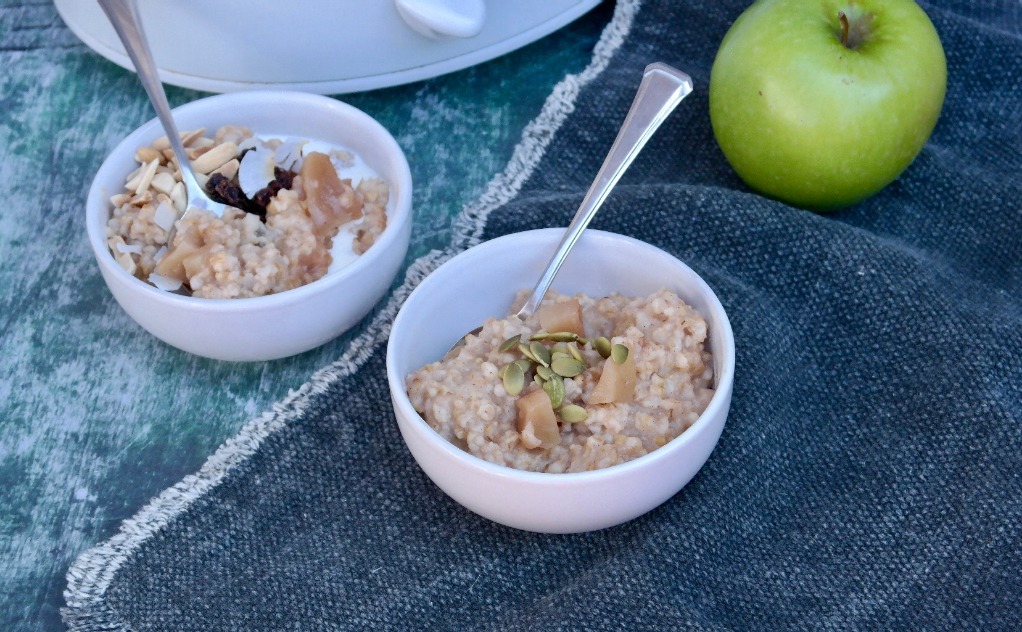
<box><xmin>204</xmin><ymin>162</ymin><xmax>299</xmax><ymax>223</ymax></box>
<box><xmin>274</xmin><ymin>166</ymin><xmax>296</xmax><ymax>189</ymax></box>
<box><xmin>248</xmin><ymin>167</ymin><xmax>298</xmax><ymax>218</ymax></box>
<box><xmin>251</xmin><ymin>182</ymin><xmax>282</xmax><ymax>214</ymax></box>
<box><xmin>206</xmin><ymin>173</ymin><xmax>249</xmax><ymax>209</ymax></box>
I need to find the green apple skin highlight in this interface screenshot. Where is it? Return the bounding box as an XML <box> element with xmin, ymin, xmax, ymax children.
<box><xmin>708</xmin><ymin>0</ymin><xmax>947</xmax><ymax>210</ymax></box>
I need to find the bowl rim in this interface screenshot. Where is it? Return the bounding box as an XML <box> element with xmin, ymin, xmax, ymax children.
<box><xmin>386</xmin><ymin>228</ymin><xmax>736</xmax><ymax>482</ymax></box>
<box><xmin>86</xmin><ymin>90</ymin><xmax>413</xmax><ymax>311</ymax></box>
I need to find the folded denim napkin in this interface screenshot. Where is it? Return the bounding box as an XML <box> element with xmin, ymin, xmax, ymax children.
<box><xmin>65</xmin><ymin>0</ymin><xmax>1021</xmax><ymax>629</ymax></box>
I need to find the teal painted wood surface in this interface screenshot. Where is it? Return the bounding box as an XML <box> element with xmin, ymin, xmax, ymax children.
<box><xmin>0</xmin><ymin>2</ymin><xmax>611</xmax><ymax>628</ymax></box>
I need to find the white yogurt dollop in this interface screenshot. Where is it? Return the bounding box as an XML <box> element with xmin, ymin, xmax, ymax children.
<box><xmin>237</xmin><ymin>135</ymin><xmax>385</xmax><ymax>276</ymax></box>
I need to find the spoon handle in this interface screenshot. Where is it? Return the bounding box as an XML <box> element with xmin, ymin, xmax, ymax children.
<box><xmin>97</xmin><ymin>0</ymin><xmax>210</xmax><ymax>210</ymax></box>
<box><xmin>515</xmin><ymin>62</ymin><xmax>693</xmax><ymax>320</ymax></box>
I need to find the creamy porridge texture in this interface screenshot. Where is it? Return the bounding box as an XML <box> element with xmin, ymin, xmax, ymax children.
<box><xmin>106</xmin><ymin>125</ymin><xmax>389</xmax><ymax>298</ymax></box>
<box><xmin>406</xmin><ymin>289</ymin><xmax>715</xmax><ymax>473</ymax></box>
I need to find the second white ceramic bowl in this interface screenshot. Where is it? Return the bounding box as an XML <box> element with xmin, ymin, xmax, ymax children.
<box><xmin>86</xmin><ymin>91</ymin><xmax>412</xmax><ymax>361</ymax></box>
<box><xmin>387</xmin><ymin>228</ymin><xmax>735</xmax><ymax>533</ymax></box>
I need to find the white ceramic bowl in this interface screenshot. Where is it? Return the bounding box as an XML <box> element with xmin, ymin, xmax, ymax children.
<box><xmin>386</xmin><ymin>228</ymin><xmax>735</xmax><ymax>533</ymax></box>
<box><xmin>87</xmin><ymin>91</ymin><xmax>412</xmax><ymax>361</ymax></box>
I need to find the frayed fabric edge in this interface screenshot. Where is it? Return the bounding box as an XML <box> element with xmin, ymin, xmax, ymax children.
<box><xmin>61</xmin><ymin>1</ymin><xmax>640</xmax><ymax>628</ymax></box>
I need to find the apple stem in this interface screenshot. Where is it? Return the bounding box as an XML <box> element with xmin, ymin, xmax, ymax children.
<box><xmin>837</xmin><ymin>9</ymin><xmax>872</xmax><ymax>49</ymax></box>
<box><xmin>839</xmin><ymin>11</ymin><xmax>851</xmax><ymax>46</ymax></box>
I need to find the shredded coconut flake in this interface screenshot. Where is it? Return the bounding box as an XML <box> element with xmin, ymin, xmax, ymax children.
<box><xmin>276</xmin><ymin>138</ymin><xmax>307</xmax><ymax>170</ymax></box>
<box><xmin>148</xmin><ymin>272</ymin><xmax>182</xmax><ymax>292</ymax></box>
<box><xmin>238</xmin><ymin>146</ymin><xmax>278</xmax><ymax>199</ymax></box>
<box><xmin>153</xmin><ymin>202</ymin><xmax>178</xmax><ymax>232</ymax></box>
<box><xmin>114</xmin><ymin>242</ymin><xmax>142</xmax><ymax>254</ymax></box>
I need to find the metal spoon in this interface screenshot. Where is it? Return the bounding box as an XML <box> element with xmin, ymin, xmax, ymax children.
<box><xmin>449</xmin><ymin>62</ymin><xmax>693</xmax><ymax>355</ymax></box>
<box><xmin>98</xmin><ymin>0</ymin><xmax>226</xmax><ymax>221</ymax></box>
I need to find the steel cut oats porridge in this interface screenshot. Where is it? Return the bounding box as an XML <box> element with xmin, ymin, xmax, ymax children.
<box><xmin>406</xmin><ymin>289</ymin><xmax>715</xmax><ymax>473</ymax></box>
<box><xmin>106</xmin><ymin>125</ymin><xmax>389</xmax><ymax>298</ymax></box>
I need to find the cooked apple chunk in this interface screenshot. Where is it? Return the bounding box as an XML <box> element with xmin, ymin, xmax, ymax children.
<box><xmin>516</xmin><ymin>388</ymin><xmax>560</xmax><ymax>449</ymax></box>
<box><xmin>300</xmin><ymin>151</ymin><xmax>363</xmax><ymax>232</ymax></box>
<box><xmin>589</xmin><ymin>345</ymin><xmax>637</xmax><ymax>404</ymax></box>
<box><xmin>154</xmin><ymin>224</ymin><xmax>203</xmax><ymax>281</ymax></box>
<box><xmin>538</xmin><ymin>298</ymin><xmax>585</xmax><ymax>337</ymax></box>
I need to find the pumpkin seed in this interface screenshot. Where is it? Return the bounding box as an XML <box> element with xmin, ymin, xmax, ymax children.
<box><xmin>567</xmin><ymin>342</ymin><xmax>586</xmax><ymax>364</ymax></box>
<box><xmin>558</xmin><ymin>404</ymin><xmax>588</xmax><ymax>423</ymax></box>
<box><xmin>531</xmin><ymin>331</ymin><xmax>579</xmax><ymax>343</ymax></box>
<box><xmin>543</xmin><ymin>374</ymin><xmax>566</xmax><ymax>408</ymax></box>
<box><xmin>536</xmin><ymin>365</ymin><xmax>555</xmax><ymax>382</ymax></box>
<box><xmin>502</xmin><ymin>361</ymin><xmax>525</xmax><ymax>395</ymax></box>
<box><xmin>551</xmin><ymin>356</ymin><xmax>586</xmax><ymax>378</ymax></box>
<box><xmin>530</xmin><ymin>341</ymin><xmax>551</xmax><ymax>367</ymax></box>
<box><xmin>593</xmin><ymin>336</ymin><xmax>612</xmax><ymax>358</ymax></box>
<box><xmin>611</xmin><ymin>343</ymin><xmax>629</xmax><ymax>365</ymax></box>
<box><xmin>518</xmin><ymin>342</ymin><xmax>538</xmax><ymax>363</ymax></box>
<box><xmin>498</xmin><ymin>335</ymin><xmax>521</xmax><ymax>353</ymax></box>
<box><xmin>513</xmin><ymin>359</ymin><xmax>533</xmax><ymax>374</ymax></box>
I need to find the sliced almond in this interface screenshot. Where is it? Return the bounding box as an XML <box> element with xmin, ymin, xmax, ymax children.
<box><xmin>191</xmin><ymin>142</ymin><xmax>238</xmax><ymax>175</ymax></box>
<box><xmin>134</xmin><ymin>145</ymin><xmax>162</xmax><ymax>165</ymax></box>
<box><xmin>152</xmin><ymin>129</ymin><xmax>205</xmax><ymax>151</ymax></box>
<box><xmin>180</xmin><ymin>128</ymin><xmax>206</xmax><ymax>147</ymax></box>
<box><xmin>149</xmin><ymin>171</ymin><xmax>177</xmax><ymax>195</ymax></box>
<box><xmin>127</xmin><ymin>158</ymin><xmax>158</xmax><ymax>194</ymax></box>
<box><xmin>170</xmin><ymin>181</ymin><xmax>186</xmax><ymax>213</ymax></box>
<box><xmin>109</xmin><ymin>192</ymin><xmax>132</xmax><ymax>207</ymax></box>
<box><xmin>211</xmin><ymin>157</ymin><xmax>240</xmax><ymax>180</ymax></box>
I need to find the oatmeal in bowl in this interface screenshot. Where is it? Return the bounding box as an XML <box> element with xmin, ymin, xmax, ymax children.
<box><xmin>106</xmin><ymin>125</ymin><xmax>391</xmax><ymax>299</ymax></box>
<box><xmin>105</xmin><ymin>126</ymin><xmax>388</xmax><ymax>300</ymax></box>
<box><xmin>387</xmin><ymin>229</ymin><xmax>735</xmax><ymax>533</ymax></box>
<box><xmin>87</xmin><ymin>91</ymin><xmax>412</xmax><ymax>361</ymax></box>
<box><xmin>407</xmin><ymin>288</ymin><xmax>715</xmax><ymax>473</ymax></box>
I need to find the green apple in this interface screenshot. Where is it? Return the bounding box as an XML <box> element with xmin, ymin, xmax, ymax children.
<box><xmin>708</xmin><ymin>0</ymin><xmax>946</xmax><ymax>210</ymax></box>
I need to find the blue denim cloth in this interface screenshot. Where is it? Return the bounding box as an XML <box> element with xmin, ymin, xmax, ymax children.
<box><xmin>64</xmin><ymin>0</ymin><xmax>1022</xmax><ymax>629</ymax></box>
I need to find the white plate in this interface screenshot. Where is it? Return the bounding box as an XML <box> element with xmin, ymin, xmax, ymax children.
<box><xmin>55</xmin><ymin>0</ymin><xmax>601</xmax><ymax>94</ymax></box>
